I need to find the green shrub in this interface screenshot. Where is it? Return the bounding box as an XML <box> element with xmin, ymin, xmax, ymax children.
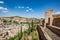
<box><xmin>8</xmin><ymin>37</ymin><xmax>14</xmax><ymax>40</ymax></box>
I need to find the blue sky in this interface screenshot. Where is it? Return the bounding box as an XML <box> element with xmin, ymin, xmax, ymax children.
<box><xmin>0</xmin><ymin>0</ymin><xmax>60</xmax><ymax>18</ymax></box>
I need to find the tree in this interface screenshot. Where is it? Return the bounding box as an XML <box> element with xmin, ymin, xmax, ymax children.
<box><xmin>3</xmin><ymin>20</ymin><xmax>7</xmax><ymax>25</ymax></box>
<box><xmin>13</xmin><ymin>21</ymin><xmax>19</xmax><ymax>24</ymax></box>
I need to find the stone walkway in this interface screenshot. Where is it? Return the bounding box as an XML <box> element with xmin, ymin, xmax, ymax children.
<box><xmin>45</xmin><ymin>27</ymin><xmax>60</xmax><ymax>40</ymax></box>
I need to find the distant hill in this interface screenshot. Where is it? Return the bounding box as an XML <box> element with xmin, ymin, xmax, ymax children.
<box><xmin>0</xmin><ymin>16</ymin><xmax>40</xmax><ymax>22</ymax></box>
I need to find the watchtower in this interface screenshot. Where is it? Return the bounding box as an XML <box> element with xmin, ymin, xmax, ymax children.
<box><xmin>45</xmin><ymin>10</ymin><xmax>53</xmax><ymax>26</ymax></box>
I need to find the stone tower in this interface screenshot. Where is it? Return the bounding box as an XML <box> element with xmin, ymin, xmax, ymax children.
<box><xmin>45</xmin><ymin>10</ymin><xmax>53</xmax><ymax>26</ymax></box>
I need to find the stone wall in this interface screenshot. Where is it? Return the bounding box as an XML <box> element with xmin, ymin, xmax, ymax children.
<box><xmin>52</xmin><ymin>18</ymin><xmax>60</xmax><ymax>27</ymax></box>
<box><xmin>43</xmin><ymin>10</ymin><xmax>60</xmax><ymax>27</ymax></box>
<box><xmin>45</xmin><ymin>10</ymin><xmax>53</xmax><ymax>26</ymax></box>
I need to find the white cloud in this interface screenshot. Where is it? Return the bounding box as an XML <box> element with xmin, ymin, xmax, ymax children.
<box><xmin>4</xmin><ymin>8</ymin><xmax>8</xmax><ymax>10</ymax></box>
<box><xmin>15</xmin><ymin>6</ymin><xmax>24</xmax><ymax>8</ymax></box>
<box><xmin>29</xmin><ymin>8</ymin><xmax>32</xmax><ymax>10</ymax></box>
<box><xmin>0</xmin><ymin>7</ymin><xmax>8</xmax><ymax>10</ymax></box>
<box><xmin>0</xmin><ymin>1</ymin><xmax>4</xmax><ymax>4</ymax></box>
<box><xmin>26</xmin><ymin>6</ymin><xmax>29</xmax><ymax>8</ymax></box>
<box><xmin>21</xmin><ymin>6</ymin><xmax>24</xmax><ymax>8</ymax></box>
<box><xmin>18</xmin><ymin>6</ymin><xmax>21</xmax><ymax>8</ymax></box>
<box><xmin>26</xmin><ymin>10</ymin><xmax>29</xmax><ymax>12</ymax></box>
<box><xmin>25</xmin><ymin>8</ymin><xmax>34</xmax><ymax>13</ymax></box>
<box><xmin>15</xmin><ymin>6</ymin><xmax>34</xmax><ymax>13</ymax></box>
<box><xmin>55</xmin><ymin>12</ymin><xmax>60</xmax><ymax>14</ymax></box>
<box><xmin>0</xmin><ymin>7</ymin><xmax>8</xmax><ymax>13</ymax></box>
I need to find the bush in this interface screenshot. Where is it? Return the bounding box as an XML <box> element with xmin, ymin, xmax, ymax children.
<box><xmin>8</xmin><ymin>32</ymin><xmax>23</xmax><ymax>40</ymax></box>
<box><xmin>8</xmin><ymin>37</ymin><xmax>14</xmax><ymax>40</ymax></box>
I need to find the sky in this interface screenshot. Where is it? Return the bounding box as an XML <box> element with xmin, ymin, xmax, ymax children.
<box><xmin>0</xmin><ymin>0</ymin><xmax>60</xmax><ymax>18</ymax></box>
